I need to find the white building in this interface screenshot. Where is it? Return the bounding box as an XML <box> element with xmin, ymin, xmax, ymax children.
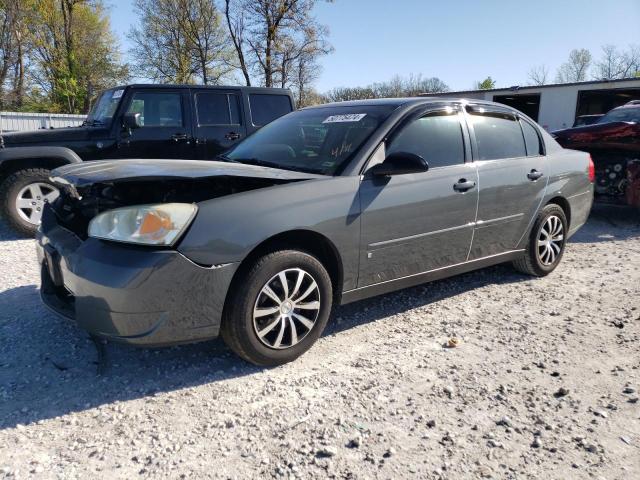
<box><xmin>421</xmin><ymin>77</ymin><xmax>640</xmax><ymax>132</ymax></box>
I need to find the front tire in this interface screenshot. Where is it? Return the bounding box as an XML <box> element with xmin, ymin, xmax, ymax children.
<box><xmin>221</xmin><ymin>250</ymin><xmax>333</xmax><ymax>366</ymax></box>
<box><xmin>0</xmin><ymin>168</ymin><xmax>59</xmax><ymax>237</ymax></box>
<box><xmin>512</xmin><ymin>203</ymin><xmax>568</xmax><ymax>276</ymax></box>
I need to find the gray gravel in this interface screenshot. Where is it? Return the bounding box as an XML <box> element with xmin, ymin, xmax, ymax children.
<box><xmin>1</xmin><ymin>205</ymin><xmax>639</xmax><ymax>479</ymax></box>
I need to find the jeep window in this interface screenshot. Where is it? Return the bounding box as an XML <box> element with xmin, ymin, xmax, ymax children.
<box><xmin>249</xmin><ymin>94</ymin><xmax>293</xmax><ymax>126</ymax></box>
<box><xmin>196</xmin><ymin>92</ymin><xmax>241</xmax><ymax>126</ymax></box>
<box><xmin>596</xmin><ymin>107</ymin><xmax>640</xmax><ymax>124</ymax></box>
<box><xmin>226</xmin><ymin>105</ymin><xmax>396</xmax><ymax>175</ymax></box>
<box><xmin>86</xmin><ymin>89</ymin><xmax>122</xmax><ymax>126</ymax></box>
<box><xmin>387</xmin><ymin>111</ymin><xmax>465</xmax><ymax>169</ymax></box>
<box><xmin>467</xmin><ymin>108</ymin><xmax>527</xmax><ymax>160</ymax></box>
<box><xmin>126</xmin><ymin>92</ymin><xmax>183</xmax><ymax>127</ymax></box>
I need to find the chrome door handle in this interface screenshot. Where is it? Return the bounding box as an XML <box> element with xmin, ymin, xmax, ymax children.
<box><xmin>453</xmin><ymin>179</ymin><xmax>476</xmax><ymax>192</ymax></box>
<box><xmin>527</xmin><ymin>169</ymin><xmax>543</xmax><ymax>181</ymax></box>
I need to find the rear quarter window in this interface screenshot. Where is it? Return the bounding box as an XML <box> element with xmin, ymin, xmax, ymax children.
<box><xmin>520</xmin><ymin>119</ymin><xmax>543</xmax><ymax>156</ymax></box>
<box><xmin>249</xmin><ymin>94</ymin><xmax>293</xmax><ymax>126</ymax></box>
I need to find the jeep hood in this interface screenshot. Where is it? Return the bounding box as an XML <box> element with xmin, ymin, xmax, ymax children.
<box><xmin>2</xmin><ymin>126</ymin><xmax>91</xmax><ymax>146</ymax></box>
<box><xmin>51</xmin><ymin>158</ymin><xmax>323</xmax><ymax>188</ymax></box>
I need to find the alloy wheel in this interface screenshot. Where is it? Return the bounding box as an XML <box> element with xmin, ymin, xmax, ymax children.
<box><xmin>252</xmin><ymin>268</ymin><xmax>321</xmax><ymax>349</ymax></box>
<box><xmin>537</xmin><ymin>215</ymin><xmax>564</xmax><ymax>266</ymax></box>
<box><xmin>15</xmin><ymin>182</ymin><xmax>59</xmax><ymax>225</ymax></box>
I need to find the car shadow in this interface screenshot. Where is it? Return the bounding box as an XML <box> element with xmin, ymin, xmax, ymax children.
<box><xmin>327</xmin><ymin>263</ymin><xmax>529</xmax><ymax>337</ymax></box>
<box><xmin>570</xmin><ymin>204</ymin><xmax>640</xmax><ymax>244</ymax></box>
<box><xmin>0</xmin><ymin>218</ymin><xmax>25</xmax><ymax>241</ymax></box>
<box><xmin>0</xmin><ymin>262</ymin><xmax>530</xmax><ymax>431</ymax></box>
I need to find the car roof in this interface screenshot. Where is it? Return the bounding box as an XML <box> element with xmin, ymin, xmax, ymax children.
<box><xmin>301</xmin><ymin>97</ymin><xmax>517</xmax><ymax>110</ymax></box>
<box><xmin>108</xmin><ymin>84</ymin><xmax>292</xmax><ymax>94</ymax></box>
<box><xmin>613</xmin><ymin>101</ymin><xmax>640</xmax><ymax>110</ymax></box>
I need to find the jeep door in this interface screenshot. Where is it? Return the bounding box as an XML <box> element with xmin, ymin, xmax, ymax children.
<box><xmin>358</xmin><ymin>107</ymin><xmax>478</xmax><ymax>287</ymax></box>
<box><xmin>464</xmin><ymin>105</ymin><xmax>548</xmax><ymax>259</ymax></box>
<box><xmin>191</xmin><ymin>90</ymin><xmax>247</xmax><ymax>159</ymax></box>
<box><xmin>117</xmin><ymin>88</ymin><xmax>194</xmax><ymax>159</ymax></box>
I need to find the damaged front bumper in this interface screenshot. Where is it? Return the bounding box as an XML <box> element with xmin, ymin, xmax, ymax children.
<box><xmin>36</xmin><ymin>209</ymin><xmax>238</xmax><ymax>346</ymax></box>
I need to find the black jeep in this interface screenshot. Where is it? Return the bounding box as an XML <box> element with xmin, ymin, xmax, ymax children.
<box><xmin>0</xmin><ymin>84</ymin><xmax>295</xmax><ymax>235</ymax></box>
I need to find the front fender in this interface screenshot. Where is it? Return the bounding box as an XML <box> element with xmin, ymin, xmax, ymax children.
<box><xmin>178</xmin><ymin>176</ymin><xmax>361</xmax><ymax>290</ymax></box>
<box><xmin>0</xmin><ymin>146</ymin><xmax>82</xmax><ymax>171</ymax></box>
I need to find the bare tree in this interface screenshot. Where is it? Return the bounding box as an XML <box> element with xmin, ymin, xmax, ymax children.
<box><xmin>224</xmin><ymin>0</ymin><xmax>251</xmax><ymax>85</ymax></box>
<box><xmin>527</xmin><ymin>65</ymin><xmax>549</xmax><ymax>85</ymax></box>
<box><xmin>222</xmin><ymin>0</ymin><xmax>332</xmax><ymax>99</ymax></box>
<box><xmin>555</xmin><ymin>48</ymin><xmax>592</xmax><ymax>83</ymax></box>
<box><xmin>325</xmin><ymin>74</ymin><xmax>449</xmax><ymax>102</ymax></box>
<box><xmin>594</xmin><ymin>44</ymin><xmax>640</xmax><ymax>79</ymax></box>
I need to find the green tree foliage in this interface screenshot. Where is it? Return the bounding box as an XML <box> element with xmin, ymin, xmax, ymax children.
<box><xmin>474</xmin><ymin>76</ymin><xmax>496</xmax><ymax>90</ymax></box>
<box><xmin>0</xmin><ymin>0</ymin><xmax>128</xmax><ymax>113</ymax></box>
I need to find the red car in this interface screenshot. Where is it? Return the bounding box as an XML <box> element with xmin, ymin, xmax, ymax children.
<box><xmin>552</xmin><ymin>100</ymin><xmax>640</xmax><ymax>208</ymax></box>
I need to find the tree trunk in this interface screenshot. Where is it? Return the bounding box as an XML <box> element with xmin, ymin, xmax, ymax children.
<box><xmin>224</xmin><ymin>0</ymin><xmax>251</xmax><ymax>86</ymax></box>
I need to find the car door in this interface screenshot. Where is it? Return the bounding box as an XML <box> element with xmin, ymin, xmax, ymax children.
<box><xmin>117</xmin><ymin>88</ymin><xmax>193</xmax><ymax>159</ymax></box>
<box><xmin>192</xmin><ymin>89</ymin><xmax>247</xmax><ymax>159</ymax></box>
<box><xmin>358</xmin><ymin>107</ymin><xmax>479</xmax><ymax>287</ymax></box>
<box><xmin>464</xmin><ymin>105</ymin><xmax>548</xmax><ymax>259</ymax></box>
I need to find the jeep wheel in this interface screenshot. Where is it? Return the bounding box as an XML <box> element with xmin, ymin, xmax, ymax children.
<box><xmin>0</xmin><ymin>168</ymin><xmax>59</xmax><ymax>237</ymax></box>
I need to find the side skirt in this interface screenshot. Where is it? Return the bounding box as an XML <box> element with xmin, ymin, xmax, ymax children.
<box><xmin>340</xmin><ymin>250</ymin><xmax>524</xmax><ymax>305</ymax></box>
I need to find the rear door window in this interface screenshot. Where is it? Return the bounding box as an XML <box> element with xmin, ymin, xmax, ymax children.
<box><xmin>249</xmin><ymin>94</ymin><xmax>293</xmax><ymax>126</ymax></box>
<box><xmin>195</xmin><ymin>92</ymin><xmax>241</xmax><ymax>126</ymax></box>
<box><xmin>467</xmin><ymin>107</ymin><xmax>526</xmax><ymax>160</ymax></box>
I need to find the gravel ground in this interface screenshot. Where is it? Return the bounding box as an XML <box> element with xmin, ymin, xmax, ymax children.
<box><xmin>0</xmin><ymin>205</ymin><xmax>639</xmax><ymax>479</ymax></box>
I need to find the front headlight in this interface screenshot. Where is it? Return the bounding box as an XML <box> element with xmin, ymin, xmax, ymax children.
<box><xmin>88</xmin><ymin>203</ymin><xmax>197</xmax><ymax>246</ymax></box>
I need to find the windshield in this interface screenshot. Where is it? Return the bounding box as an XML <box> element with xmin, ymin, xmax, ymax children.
<box><xmin>225</xmin><ymin>105</ymin><xmax>396</xmax><ymax>175</ymax></box>
<box><xmin>596</xmin><ymin>107</ymin><xmax>640</xmax><ymax>124</ymax></box>
<box><xmin>85</xmin><ymin>88</ymin><xmax>124</xmax><ymax>126</ymax></box>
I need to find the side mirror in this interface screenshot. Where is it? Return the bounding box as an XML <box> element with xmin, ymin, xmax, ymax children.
<box><xmin>123</xmin><ymin>112</ymin><xmax>141</xmax><ymax>130</ymax></box>
<box><xmin>370</xmin><ymin>152</ymin><xmax>429</xmax><ymax>177</ymax></box>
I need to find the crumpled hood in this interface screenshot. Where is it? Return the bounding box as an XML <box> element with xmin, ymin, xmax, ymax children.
<box><xmin>2</xmin><ymin>126</ymin><xmax>91</xmax><ymax>146</ymax></box>
<box><xmin>51</xmin><ymin>158</ymin><xmax>324</xmax><ymax>188</ymax></box>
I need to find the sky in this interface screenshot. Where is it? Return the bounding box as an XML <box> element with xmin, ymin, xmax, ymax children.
<box><xmin>108</xmin><ymin>0</ymin><xmax>640</xmax><ymax>93</ymax></box>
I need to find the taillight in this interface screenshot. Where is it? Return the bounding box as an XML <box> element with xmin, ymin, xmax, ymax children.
<box><xmin>588</xmin><ymin>155</ymin><xmax>595</xmax><ymax>183</ymax></box>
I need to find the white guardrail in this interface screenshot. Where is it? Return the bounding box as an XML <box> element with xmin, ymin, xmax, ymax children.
<box><xmin>0</xmin><ymin>111</ymin><xmax>87</xmax><ymax>133</ymax></box>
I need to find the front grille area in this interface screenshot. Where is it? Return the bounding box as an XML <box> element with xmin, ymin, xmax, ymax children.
<box><xmin>40</xmin><ymin>263</ymin><xmax>75</xmax><ymax>320</ymax></box>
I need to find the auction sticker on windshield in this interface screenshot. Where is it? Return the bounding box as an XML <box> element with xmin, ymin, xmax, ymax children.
<box><xmin>323</xmin><ymin>114</ymin><xmax>367</xmax><ymax>123</ymax></box>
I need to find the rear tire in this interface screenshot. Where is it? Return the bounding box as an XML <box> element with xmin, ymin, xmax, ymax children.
<box><xmin>0</xmin><ymin>168</ymin><xmax>59</xmax><ymax>237</ymax></box>
<box><xmin>221</xmin><ymin>250</ymin><xmax>333</xmax><ymax>366</ymax></box>
<box><xmin>512</xmin><ymin>203</ymin><xmax>568</xmax><ymax>277</ymax></box>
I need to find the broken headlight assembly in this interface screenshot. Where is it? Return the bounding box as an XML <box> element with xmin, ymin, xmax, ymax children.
<box><xmin>88</xmin><ymin>203</ymin><xmax>197</xmax><ymax>246</ymax></box>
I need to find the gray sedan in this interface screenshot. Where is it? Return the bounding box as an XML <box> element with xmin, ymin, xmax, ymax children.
<box><xmin>37</xmin><ymin>98</ymin><xmax>594</xmax><ymax>365</ymax></box>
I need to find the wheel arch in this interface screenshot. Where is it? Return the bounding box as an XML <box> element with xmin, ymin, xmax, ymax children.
<box><xmin>224</xmin><ymin>229</ymin><xmax>345</xmax><ymax>311</ymax></box>
<box><xmin>0</xmin><ymin>147</ymin><xmax>82</xmax><ymax>183</ymax></box>
<box><xmin>546</xmin><ymin>196</ymin><xmax>571</xmax><ymax>228</ymax></box>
